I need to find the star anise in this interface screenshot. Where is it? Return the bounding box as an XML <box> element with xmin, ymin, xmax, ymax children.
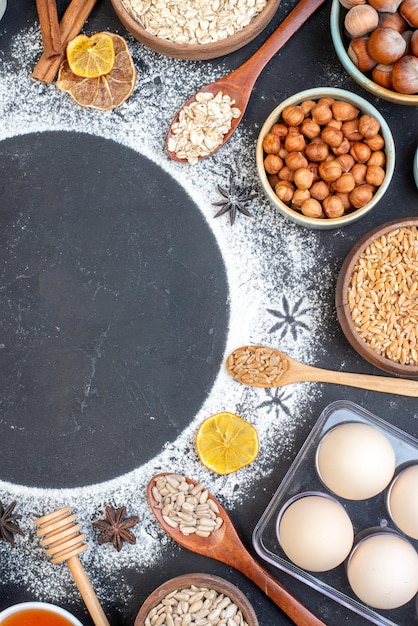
<box><xmin>213</xmin><ymin>180</ymin><xmax>257</xmax><ymax>225</ymax></box>
<box><xmin>93</xmin><ymin>505</ymin><xmax>139</xmax><ymax>552</ymax></box>
<box><xmin>0</xmin><ymin>500</ymin><xmax>25</xmax><ymax>546</ymax></box>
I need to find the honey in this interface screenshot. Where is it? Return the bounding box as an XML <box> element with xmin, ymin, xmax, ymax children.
<box><xmin>1</xmin><ymin>608</ymin><xmax>74</xmax><ymax>626</ymax></box>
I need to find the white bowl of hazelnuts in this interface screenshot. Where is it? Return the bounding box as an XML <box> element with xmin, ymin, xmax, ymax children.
<box><xmin>256</xmin><ymin>87</ymin><xmax>395</xmax><ymax>229</ymax></box>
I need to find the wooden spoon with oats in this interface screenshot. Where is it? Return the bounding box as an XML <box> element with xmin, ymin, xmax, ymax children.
<box><xmin>148</xmin><ymin>473</ymin><xmax>326</xmax><ymax>626</ymax></box>
<box><xmin>166</xmin><ymin>0</ymin><xmax>327</xmax><ymax>163</ymax></box>
<box><xmin>226</xmin><ymin>345</ymin><xmax>418</xmax><ymax>396</ymax></box>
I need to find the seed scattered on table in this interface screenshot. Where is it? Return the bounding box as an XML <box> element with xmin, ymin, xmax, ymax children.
<box><xmin>167</xmin><ymin>91</ymin><xmax>241</xmax><ymax>164</ymax></box>
<box><xmin>151</xmin><ymin>474</ymin><xmax>223</xmax><ymax>536</ymax></box>
<box><xmin>347</xmin><ymin>226</ymin><xmax>418</xmax><ymax>366</ymax></box>
<box><xmin>227</xmin><ymin>345</ymin><xmax>287</xmax><ymax>386</ymax></box>
<box><xmin>144</xmin><ymin>583</ymin><xmax>250</xmax><ymax>626</ymax></box>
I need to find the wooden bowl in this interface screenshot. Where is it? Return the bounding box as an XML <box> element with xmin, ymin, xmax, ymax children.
<box><xmin>336</xmin><ymin>218</ymin><xmax>418</xmax><ymax>377</ymax></box>
<box><xmin>256</xmin><ymin>87</ymin><xmax>395</xmax><ymax>230</ymax></box>
<box><xmin>110</xmin><ymin>0</ymin><xmax>281</xmax><ymax>60</ymax></box>
<box><xmin>330</xmin><ymin>0</ymin><xmax>418</xmax><ymax>107</ymax></box>
<box><xmin>134</xmin><ymin>573</ymin><xmax>259</xmax><ymax>625</ymax></box>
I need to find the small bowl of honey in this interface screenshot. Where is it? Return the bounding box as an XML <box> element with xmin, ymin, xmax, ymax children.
<box><xmin>0</xmin><ymin>602</ymin><xmax>84</xmax><ymax>626</ymax></box>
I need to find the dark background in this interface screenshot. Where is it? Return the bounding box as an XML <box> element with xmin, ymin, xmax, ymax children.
<box><xmin>1</xmin><ymin>1</ymin><xmax>417</xmax><ymax>625</ymax></box>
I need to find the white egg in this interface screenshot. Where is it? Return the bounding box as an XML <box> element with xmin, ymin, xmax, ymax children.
<box><xmin>277</xmin><ymin>494</ymin><xmax>354</xmax><ymax>572</ymax></box>
<box><xmin>347</xmin><ymin>532</ymin><xmax>418</xmax><ymax>609</ymax></box>
<box><xmin>388</xmin><ymin>464</ymin><xmax>418</xmax><ymax>540</ymax></box>
<box><xmin>316</xmin><ymin>422</ymin><xmax>396</xmax><ymax>500</ymax></box>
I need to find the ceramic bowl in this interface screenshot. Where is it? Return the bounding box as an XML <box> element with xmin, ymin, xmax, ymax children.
<box><xmin>335</xmin><ymin>218</ymin><xmax>418</xmax><ymax>377</ymax></box>
<box><xmin>256</xmin><ymin>87</ymin><xmax>395</xmax><ymax>230</ymax></box>
<box><xmin>0</xmin><ymin>602</ymin><xmax>83</xmax><ymax>625</ymax></box>
<box><xmin>110</xmin><ymin>0</ymin><xmax>281</xmax><ymax>60</ymax></box>
<box><xmin>330</xmin><ymin>0</ymin><xmax>418</xmax><ymax>106</ymax></box>
<box><xmin>134</xmin><ymin>573</ymin><xmax>259</xmax><ymax>625</ymax></box>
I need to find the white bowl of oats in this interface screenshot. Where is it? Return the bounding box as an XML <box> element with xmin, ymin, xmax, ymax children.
<box><xmin>110</xmin><ymin>0</ymin><xmax>281</xmax><ymax>59</ymax></box>
<box><xmin>336</xmin><ymin>218</ymin><xmax>418</xmax><ymax>377</ymax></box>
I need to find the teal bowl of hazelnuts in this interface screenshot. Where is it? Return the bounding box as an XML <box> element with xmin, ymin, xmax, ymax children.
<box><xmin>256</xmin><ymin>87</ymin><xmax>395</xmax><ymax>230</ymax></box>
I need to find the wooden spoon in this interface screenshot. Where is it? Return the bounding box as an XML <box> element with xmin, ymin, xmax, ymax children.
<box><xmin>35</xmin><ymin>506</ymin><xmax>111</xmax><ymax>626</ymax></box>
<box><xmin>166</xmin><ymin>0</ymin><xmax>327</xmax><ymax>162</ymax></box>
<box><xmin>226</xmin><ymin>345</ymin><xmax>418</xmax><ymax>396</ymax></box>
<box><xmin>148</xmin><ymin>473</ymin><xmax>327</xmax><ymax>626</ymax></box>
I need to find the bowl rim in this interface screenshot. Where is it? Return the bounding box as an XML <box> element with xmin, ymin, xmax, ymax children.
<box><xmin>134</xmin><ymin>572</ymin><xmax>259</xmax><ymax>626</ymax></box>
<box><xmin>330</xmin><ymin>0</ymin><xmax>418</xmax><ymax>107</ymax></box>
<box><xmin>110</xmin><ymin>0</ymin><xmax>281</xmax><ymax>60</ymax></box>
<box><xmin>256</xmin><ymin>86</ymin><xmax>396</xmax><ymax>230</ymax></box>
<box><xmin>0</xmin><ymin>602</ymin><xmax>83</xmax><ymax>625</ymax></box>
<box><xmin>335</xmin><ymin>217</ymin><xmax>418</xmax><ymax>376</ymax></box>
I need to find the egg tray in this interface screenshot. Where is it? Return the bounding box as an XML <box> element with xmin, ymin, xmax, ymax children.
<box><xmin>252</xmin><ymin>400</ymin><xmax>418</xmax><ymax>626</ymax></box>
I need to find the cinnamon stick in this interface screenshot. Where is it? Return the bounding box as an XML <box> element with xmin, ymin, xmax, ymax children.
<box><xmin>32</xmin><ymin>0</ymin><xmax>99</xmax><ymax>84</ymax></box>
<box><xmin>35</xmin><ymin>0</ymin><xmax>62</xmax><ymax>57</ymax></box>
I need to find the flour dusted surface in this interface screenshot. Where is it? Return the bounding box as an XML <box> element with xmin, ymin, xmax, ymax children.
<box><xmin>0</xmin><ymin>26</ymin><xmax>330</xmax><ymax>609</ymax></box>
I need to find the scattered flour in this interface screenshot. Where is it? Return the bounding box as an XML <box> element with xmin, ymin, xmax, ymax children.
<box><xmin>0</xmin><ymin>25</ymin><xmax>331</xmax><ymax>613</ymax></box>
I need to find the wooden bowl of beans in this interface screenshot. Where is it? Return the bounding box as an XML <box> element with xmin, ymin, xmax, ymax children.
<box><xmin>134</xmin><ymin>573</ymin><xmax>259</xmax><ymax>625</ymax></box>
<box><xmin>336</xmin><ymin>218</ymin><xmax>418</xmax><ymax>377</ymax></box>
<box><xmin>256</xmin><ymin>87</ymin><xmax>395</xmax><ymax>229</ymax></box>
<box><xmin>110</xmin><ymin>0</ymin><xmax>281</xmax><ymax>60</ymax></box>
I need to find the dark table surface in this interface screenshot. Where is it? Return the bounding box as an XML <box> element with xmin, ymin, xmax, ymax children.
<box><xmin>0</xmin><ymin>1</ymin><xmax>417</xmax><ymax>625</ymax></box>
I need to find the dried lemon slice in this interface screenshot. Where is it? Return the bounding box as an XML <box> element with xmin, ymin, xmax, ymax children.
<box><xmin>57</xmin><ymin>33</ymin><xmax>136</xmax><ymax>110</ymax></box>
<box><xmin>67</xmin><ymin>33</ymin><xmax>115</xmax><ymax>78</ymax></box>
<box><xmin>196</xmin><ymin>412</ymin><xmax>259</xmax><ymax>475</ymax></box>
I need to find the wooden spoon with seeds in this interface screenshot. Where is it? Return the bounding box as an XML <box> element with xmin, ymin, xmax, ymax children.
<box><xmin>166</xmin><ymin>0</ymin><xmax>327</xmax><ymax>162</ymax></box>
<box><xmin>226</xmin><ymin>345</ymin><xmax>418</xmax><ymax>396</ymax></box>
<box><xmin>148</xmin><ymin>473</ymin><xmax>326</xmax><ymax>626</ymax></box>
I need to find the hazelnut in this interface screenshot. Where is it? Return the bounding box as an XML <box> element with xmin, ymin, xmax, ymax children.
<box><xmin>366</xmin><ymin>164</ymin><xmax>386</xmax><ymax>186</ymax></box>
<box><xmin>281</xmin><ymin>105</ymin><xmax>305</xmax><ymax>127</ymax></box>
<box><xmin>311</xmin><ymin>102</ymin><xmax>333</xmax><ymax>125</ymax></box>
<box><xmin>292</xmin><ymin>188</ymin><xmax>311</xmax><ymax>208</ymax></box>
<box><xmin>294</xmin><ymin>167</ymin><xmax>314</xmax><ymax>190</ymax></box>
<box><xmin>301</xmin><ymin>118</ymin><xmax>321</xmax><ymax>139</ymax></box>
<box><xmin>310</xmin><ymin>180</ymin><xmax>330</xmax><ymax>201</ymax></box>
<box><xmin>275</xmin><ymin>180</ymin><xmax>295</xmax><ymax>203</ymax></box>
<box><xmin>323</xmin><ymin>195</ymin><xmax>345</xmax><ymax>218</ymax></box>
<box><xmin>305</xmin><ymin>139</ymin><xmax>329</xmax><ymax>162</ymax></box>
<box><xmin>278</xmin><ymin>165</ymin><xmax>295</xmax><ymax>182</ymax></box>
<box><xmin>335</xmin><ymin>191</ymin><xmax>352</xmax><ymax>210</ymax></box>
<box><xmin>344</xmin><ymin>4</ymin><xmax>379</xmax><ymax>37</ymax></box>
<box><xmin>327</xmin><ymin>118</ymin><xmax>343</xmax><ymax>130</ymax></box>
<box><xmin>378</xmin><ymin>11</ymin><xmax>408</xmax><ymax>33</ymax></box>
<box><xmin>333</xmin><ymin>172</ymin><xmax>356</xmax><ymax>193</ymax></box>
<box><xmin>348</xmin><ymin>37</ymin><xmax>378</xmax><ymax>72</ymax></box>
<box><xmin>342</xmin><ymin>119</ymin><xmax>363</xmax><ymax>141</ymax></box>
<box><xmin>367</xmin><ymin>150</ymin><xmax>386</xmax><ymax>167</ymax></box>
<box><xmin>284</xmin><ymin>132</ymin><xmax>306</xmax><ymax>152</ymax></box>
<box><xmin>372</xmin><ymin>63</ymin><xmax>394</xmax><ymax>89</ymax></box>
<box><xmin>270</xmin><ymin>123</ymin><xmax>288</xmax><ymax>139</ymax></box>
<box><xmin>264</xmin><ymin>154</ymin><xmax>284</xmax><ymax>174</ymax></box>
<box><xmin>365</xmin><ymin>133</ymin><xmax>385</xmax><ymax>151</ymax></box>
<box><xmin>399</xmin><ymin>0</ymin><xmax>418</xmax><ymax>27</ymax></box>
<box><xmin>285</xmin><ymin>151</ymin><xmax>309</xmax><ymax>170</ymax></box>
<box><xmin>331</xmin><ymin>100</ymin><xmax>360</xmax><ymax>121</ymax></box>
<box><xmin>332</xmin><ymin>137</ymin><xmax>352</xmax><ymax>156</ymax></box>
<box><xmin>301</xmin><ymin>198</ymin><xmax>324</xmax><ymax>218</ymax></box>
<box><xmin>351</xmin><ymin>162</ymin><xmax>368</xmax><ymax>184</ymax></box>
<box><xmin>321</xmin><ymin>126</ymin><xmax>344</xmax><ymax>148</ymax></box>
<box><xmin>391</xmin><ymin>55</ymin><xmax>418</xmax><ymax>95</ymax></box>
<box><xmin>349</xmin><ymin>184</ymin><xmax>374</xmax><ymax>208</ymax></box>
<box><xmin>262</xmin><ymin>133</ymin><xmax>281</xmax><ymax>154</ymax></box>
<box><xmin>358</xmin><ymin>114</ymin><xmax>381</xmax><ymax>138</ymax></box>
<box><xmin>300</xmin><ymin>99</ymin><xmax>316</xmax><ymax>116</ymax></box>
<box><xmin>350</xmin><ymin>141</ymin><xmax>372</xmax><ymax>162</ymax></box>
<box><xmin>367</xmin><ymin>27</ymin><xmax>407</xmax><ymax>64</ymax></box>
<box><xmin>318</xmin><ymin>159</ymin><xmax>343</xmax><ymax>182</ymax></box>
<box><xmin>336</xmin><ymin>153</ymin><xmax>355</xmax><ymax>171</ymax></box>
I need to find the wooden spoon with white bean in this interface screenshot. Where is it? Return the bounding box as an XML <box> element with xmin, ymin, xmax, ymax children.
<box><xmin>226</xmin><ymin>345</ymin><xmax>418</xmax><ymax>396</ymax></box>
<box><xmin>148</xmin><ymin>473</ymin><xmax>327</xmax><ymax>626</ymax></box>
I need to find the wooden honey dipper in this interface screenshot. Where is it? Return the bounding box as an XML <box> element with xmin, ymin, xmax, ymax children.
<box><xmin>35</xmin><ymin>506</ymin><xmax>110</xmax><ymax>626</ymax></box>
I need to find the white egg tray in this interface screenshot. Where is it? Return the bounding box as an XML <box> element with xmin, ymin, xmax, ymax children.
<box><xmin>252</xmin><ymin>400</ymin><xmax>418</xmax><ymax>626</ymax></box>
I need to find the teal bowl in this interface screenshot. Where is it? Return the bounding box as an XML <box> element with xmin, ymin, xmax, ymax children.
<box><xmin>256</xmin><ymin>87</ymin><xmax>395</xmax><ymax>230</ymax></box>
<box><xmin>330</xmin><ymin>0</ymin><xmax>418</xmax><ymax>106</ymax></box>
